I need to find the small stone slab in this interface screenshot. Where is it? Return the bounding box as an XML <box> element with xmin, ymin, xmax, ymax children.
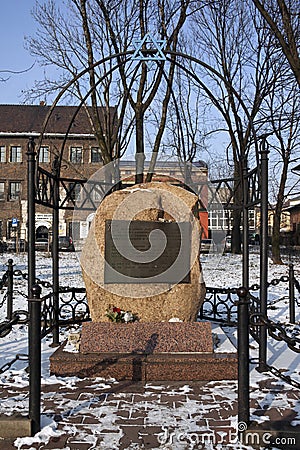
<box><xmin>80</xmin><ymin>321</ymin><xmax>213</xmax><ymax>354</ymax></box>
<box><xmin>50</xmin><ymin>345</ymin><xmax>237</xmax><ymax>381</ymax></box>
<box><xmin>0</xmin><ymin>415</ymin><xmax>32</xmax><ymax>438</ymax></box>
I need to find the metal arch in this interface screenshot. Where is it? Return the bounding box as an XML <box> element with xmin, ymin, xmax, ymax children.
<box><xmin>34</xmin><ymin>47</ymin><xmax>263</xmax><ymax>211</ymax></box>
<box><xmin>164</xmin><ymin>51</ymin><xmax>260</xmax><ymax>168</ymax></box>
<box><xmin>35</xmin><ymin>51</ymin><xmax>136</xmax><ymax>176</ymax></box>
<box><xmin>36</xmin><ymin>47</ymin><xmax>260</xmax><ymax>179</ymax></box>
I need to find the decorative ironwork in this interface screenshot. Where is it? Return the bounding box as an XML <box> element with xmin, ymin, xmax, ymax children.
<box><xmin>40</xmin><ymin>293</ymin><xmax>56</xmax><ymax>338</ymax></box>
<box><xmin>196</xmin><ymin>177</ymin><xmax>237</xmax><ymax>210</ymax></box>
<box><xmin>58</xmin><ymin>287</ymin><xmax>89</xmax><ymax>325</ymax></box>
<box><xmin>132</xmin><ymin>33</ymin><xmax>166</xmax><ymax>61</ymax></box>
<box><xmin>200</xmin><ymin>266</ymin><xmax>299</xmax><ymax>332</ymax></box>
<box><xmin>195</xmin><ymin>169</ymin><xmax>260</xmax><ymax>212</ymax></box>
<box><xmin>199</xmin><ymin>287</ymin><xmax>238</xmax><ymax>325</ymax></box>
<box><xmin>36</xmin><ymin>167</ymin><xmax>112</xmax><ymax>210</ymax></box>
<box><xmin>248</xmin><ymin>292</ymin><xmax>261</xmax><ymax>343</ymax></box>
<box><xmin>40</xmin><ymin>287</ymin><xmax>89</xmax><ymax>338</ymax></box>
<box><xmin>250</xmin><ymin>313</ymin><xmax>300</xmax><ymax>353</ymax></box>
<box><xmin>194</xmin><ymin>166</ymin><xmax>261</xmax><ymax>211</ymax></box>
<box><xmin>246</xmin><ymin>167</ymin><xmax>261</xmax><ymax>207</ymax></box>
<box><xmin>0</xmin><ymin>353</ymin><xmax>28</xmax><ymax>374</ymax></box>
<box><xmin>36</xmin><ymin>167</ymin><xmax>56</xmax><ymax>208</ymax></box>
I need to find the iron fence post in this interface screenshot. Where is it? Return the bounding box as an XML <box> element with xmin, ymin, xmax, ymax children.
<box><xmin>51</xmin><ymin>157</ymin><xmax>60</xmax><ymax>346</ymax></box>
<box><xmin>242</xmin><ymin>159</ymin><xmax>249</xmax><ymax>290</ymax></box>
<box><xmin>237</xmin><ymin>286</ymin><xmax>250</xmax><ymax>427</ymax></box>
<box><xmin>28</xmin><ymin>284</ymin><xmax>42</xmax><ymax>435</ymax></box>
<box><xmin>258</xmin><ymin>139</ymin><xmax>269</xmax><ymax>372</ymax></box>
<box><xmin>27</xmin><ymin>138</ymin><xmax>36</xmax><ymax>297</ymax></box>
<box><xmin>6</xmin><ymin>259</ymin><xmax>14</xmax><ymax>320</ymax></box>
<box><xmin>289</xmin><ymin>263</ymin><xmax>295</xmax><ymax>324</ymax></box>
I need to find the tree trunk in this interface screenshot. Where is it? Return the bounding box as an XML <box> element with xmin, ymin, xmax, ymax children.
<box><xmin>271</xmin><ymin>211</ymin><xmax>283</xmax><ymax>264</ymax></box>
<box><xmin>231</xmin><ymin>209</ymin><xmax>242</xmax><ymax>254</ymax></box>
<box><xmin>135</xmin><ymin>106</ymin><xmax>145</xmax><ymax>184</ymax></box>
<box><xmin>231</xmin><ymin>162</ymin><xmax>242</xmax><ymax>254</ymax></box>
<box><xmin>271</xmin><ymin>152</ymin><xmax>289</xmax><ymax>264</ymax></box>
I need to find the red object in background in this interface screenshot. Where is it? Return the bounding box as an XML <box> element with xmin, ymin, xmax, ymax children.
<box><xmin>199</xmin><ymin>210</ymin><xmax>209</xmax><ymax>239</ymax></box>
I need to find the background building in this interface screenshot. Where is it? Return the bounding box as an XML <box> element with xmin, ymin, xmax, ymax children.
<box><xmin>0</xmin><ymin>104</ymin><xmax>110</xmax><ymax>247</ymax></box>
<box><xmin>3</xmin><ymin>103</ymin><xmax>265</xmax><ymax>250</ymax></box>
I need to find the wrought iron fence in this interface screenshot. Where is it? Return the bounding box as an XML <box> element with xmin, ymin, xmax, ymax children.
<box><xmin>0</xmin><ymin>258</ymin><xmax>299</xmax><ymax>343</ymax></box>
<box><xmin>199</xmin><ymin>286</ymin><xmax>239</xmax><ymax>325</ymax></box>
<box><xmin>40</xmin><ymin>288</ymin><xmax>89</xmax><ymax>338</ymax></box>
<box><xmin>0</xmin><ymin>260</ymin><xmax>90</xmax><ymax>341</ymax></box>
<box><xmin>200</xmin><ymin>266</ymin><xmax>299</xmax><ymax>330</ymax></box>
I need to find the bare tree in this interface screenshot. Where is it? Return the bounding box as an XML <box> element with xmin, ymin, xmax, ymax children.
<box><xmin>258</xmin><ymin>80</ymin><xmax>300</xmax><ymax>263</ymax></box>
<box><xmin>190</xmin><ymin>0</ymin><xmax>280</xmax><ymax>253</ymax></box>
<box><xmin>252</xmin><ymin>0</ymin><xmax>300</xmax><ymax>86</ymax></box>
<box><xmin>165</xmin><ymin>72</ymin><xmax>209</xmax><ymax>175</ymax></box>
<box><xmin>25</xmin><ymin>0</ymin><xmax>193</xmax><ymax>182</ymax></box>
<box><xmin>0</xmin><ymin>64</ymin><xmax>35</xmax><ymax>83</ymax></box>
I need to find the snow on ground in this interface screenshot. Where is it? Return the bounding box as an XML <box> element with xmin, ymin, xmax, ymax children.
<box><xmin>0</xmin><ymin>249</ymin><xmax>299</xmax><ymax>449</ymax></box>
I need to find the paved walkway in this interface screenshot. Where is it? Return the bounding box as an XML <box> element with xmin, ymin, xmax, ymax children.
<box><xmin>1</xmin><ymin>376</ymin><xmax>300</xmax><ymax>449</ymax></box>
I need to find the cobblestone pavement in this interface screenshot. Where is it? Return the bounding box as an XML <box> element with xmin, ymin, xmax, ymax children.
<box><xmin>1</xmin><ymin>377</ymin><xmax>300</xmax><ymax>449</ymax></box>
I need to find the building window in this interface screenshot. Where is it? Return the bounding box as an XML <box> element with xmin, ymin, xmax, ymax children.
<box><xmin>0</xmin><ymin>182</ymin><xmax>4</xmax><ymax>201</ymax></box>
<box><xmin>10</xmin><ymin>146</ymin><xmax>22</xmax><ymax>162</ymax></box>
<box><xmin>248</xmin><ymin>209</ymin><xmax>255</xmax><ymax>230</ymax></box>
<box><xmin>208</xmin><ymin>208</ymin><xmax>230</xmax><ymax>231</ymax></box>
<box><xmin>70</xmin><ymin>147</ymin><xmax>82</xmax><ymax>163</ymax></box>
<box><xmin>92</xmin><ymin>184</ymin><xmax>102</xmax><ymax>201</ymax></box>
<box><xmin>0</xmin><ymin>146</ymin><xmax>6</xmax><ymax>162</ymax></box>
<box><xmin>68</xmin><ymin>182</ymin><xmax>81</xmax><ymax>201</ymax></box>
<box><xmin>39</xmin><ymin>146</ymin><xmax>50</xmax><ymax>163</ymax></box>
<box><xmin>91</xmin><ymin>147</ymin><xmax>102</xmax><ymax>163</ymax></box>
<box><xmin>9</xmin><ymin>182</ymin><xmax>21</xmax><ymax>200</ymax></box>
<box><xmin>69</xmin><ymin>221</ymin><xmax>80</xmax><ymax>240</ymax></box>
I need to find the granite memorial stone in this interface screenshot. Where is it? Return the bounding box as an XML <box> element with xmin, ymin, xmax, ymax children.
<box><xmin>80</xmin><ymin>182</ymin><xmax>206</xmax><ymax>322</ymax></box>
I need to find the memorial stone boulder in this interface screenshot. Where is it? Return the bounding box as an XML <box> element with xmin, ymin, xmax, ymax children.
<box><xmin>80</xmin><ymin>182</ymin><xmax>206</xmax><ymax>322</ymax></box>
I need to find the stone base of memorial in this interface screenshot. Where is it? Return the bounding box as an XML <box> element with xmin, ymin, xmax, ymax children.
<box><xmin>50</xmin><ymin>322</ymin><xmax>237</xmax><ymax>381</ymax></box>
<box><xmin>50</xmin><ymin>182</ymin><xmax>237</xmax><ymax>381</ymax></box>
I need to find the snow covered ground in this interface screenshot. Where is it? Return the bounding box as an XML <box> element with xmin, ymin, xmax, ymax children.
<box><xmin>0</xmin><ymin>250</ymin><xmax>299</xmax><ymax>449</ymax></box>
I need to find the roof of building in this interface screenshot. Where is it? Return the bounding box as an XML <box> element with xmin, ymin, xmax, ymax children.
<box><xmin>0</xmin><ymin>104</ymin><xmax>116</xmax><ymax>135</ymax></box>
<box><xmin>119</xmin><ymin>159</ymin><xmax>208</xmax><ymax>170</ymax></box>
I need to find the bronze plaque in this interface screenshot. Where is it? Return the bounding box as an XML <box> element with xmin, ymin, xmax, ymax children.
<box><xmin>104</xmin><ymin>220</ymin><xmax>191</xmax><ymax>284</ymax></box>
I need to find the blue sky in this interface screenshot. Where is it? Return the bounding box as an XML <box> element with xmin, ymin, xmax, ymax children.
<box><xmin>0</xmin><ymin>1</ymin><xmax>46</xmax><ymax>104</ymax></box>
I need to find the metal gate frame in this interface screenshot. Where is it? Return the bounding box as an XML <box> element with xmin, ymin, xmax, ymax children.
<box><xmin>25</xmin><ymin>48</ymin><xmax>270</xmax><ymax>435</ymax></box>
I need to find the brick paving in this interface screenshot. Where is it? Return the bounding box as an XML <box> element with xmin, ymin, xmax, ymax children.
<box><xmin>1</xmin><ymin>377</ymin><xmax>300</xmax><ymax>449</ymax></box>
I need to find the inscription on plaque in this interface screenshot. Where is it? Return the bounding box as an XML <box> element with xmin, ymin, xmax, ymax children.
<box><xmin>104</xmin><ymin>220</ymin><xmax>191</xmax><ymax>284</ymax></box>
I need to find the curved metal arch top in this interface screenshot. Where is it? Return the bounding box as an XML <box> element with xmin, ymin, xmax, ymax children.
<box><xmin>36</xmin><ymin>48</ymin><xmax>260</xmax><ymax>180</ymax></box>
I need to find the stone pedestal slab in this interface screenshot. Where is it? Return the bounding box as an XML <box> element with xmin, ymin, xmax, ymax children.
<box><xmin>49</xmin><ymin>322</ymin><xmax>238</xmax><ymax>381</ymax></box>
<box><xmin>80</xmin><ymin>321</ymin><xmax>213</xmax><ymax>354</ymax></box>
<box><xmin>50</xmin><ymin>345</ymin><xmax>237</xmax><ymax>381</ymax></box>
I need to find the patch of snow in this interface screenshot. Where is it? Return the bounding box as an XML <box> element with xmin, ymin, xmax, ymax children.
<box><xmin>0</xmin><ymin>251</ymin><xmax>299</xmax><ymax>448</ymax></box>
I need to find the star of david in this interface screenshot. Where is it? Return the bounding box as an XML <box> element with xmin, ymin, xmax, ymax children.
<box><xmin>132</xmin><ymin>33</ymin><xmax>166</xmax><ymax>61</ymax></box>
